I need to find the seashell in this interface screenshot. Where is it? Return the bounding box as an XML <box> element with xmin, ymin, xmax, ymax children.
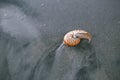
<box><xmin>63</xmin><ymin>30</ymin><xmax>92</xmax><ymax>46</ymax></box>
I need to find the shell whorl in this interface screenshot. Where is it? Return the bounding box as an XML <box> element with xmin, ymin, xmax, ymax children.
<box><xmin>63</xmin><ymin>30</ymin><xmax>92</xmax><ymax>46</ymax></box>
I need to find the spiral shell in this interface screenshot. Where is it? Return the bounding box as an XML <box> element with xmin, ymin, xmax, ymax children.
<box><xmin>63</xmin><ymin>30</ymin><xmax>92</xmax><ymax>46</ymax></box>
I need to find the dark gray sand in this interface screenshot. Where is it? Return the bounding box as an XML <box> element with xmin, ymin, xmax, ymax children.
<box><xmin>0</xmin><ymin>0</ymin><xmax>120</xmax><ymax>80</ymax></box>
